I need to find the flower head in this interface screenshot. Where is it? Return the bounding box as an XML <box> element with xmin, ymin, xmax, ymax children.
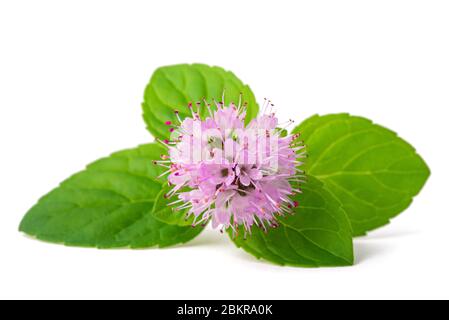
<box><xmin>155</xmin><ymin>95</ymin><xmax>306</xmax><ymax>236</ymax></box>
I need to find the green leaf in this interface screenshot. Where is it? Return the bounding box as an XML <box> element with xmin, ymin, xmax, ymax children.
<box><xmin>142</xmin><ymin>63</ymin><xmax>259</xmax><ymax>139</ymax></box>
<box><xmin>151</xmin><ymin>185</ymin><xmax>195</xmax><ymax>227</ymax></box>
<box><xmin>19</xmin><ymin>143</ymin><xmax>203</xmax><ymax>248</ymax></box>
<box><xmin>292</xmin><ymin>114</ymin><xmax>431</xmax><ymax>236</ymax></box>
<box><xmin>230</xmin><ymin>178</ymin><xmax>354</xmax><ymax>267</ymax></box>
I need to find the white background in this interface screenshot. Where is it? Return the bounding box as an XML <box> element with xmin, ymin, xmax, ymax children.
<box><xmin>1</xmin><ymin>0</ymin><xmax>448</xmax><ymax>300</ymax></box>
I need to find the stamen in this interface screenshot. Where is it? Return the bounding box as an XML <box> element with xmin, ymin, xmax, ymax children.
<box><xmin>174</xmin><ymin>110</ymin><xmax>183</xmax><ymax>123</ymax></box>
<box><xmin>277</xmin><ymin>119</ymin><xmax>295</xmax><ymax>132</ymax></box>
<box><xmin>237</xmin><ymin>92</ymin><xmax>243</xmax><ymax>110</ymax></box>
<box><xmin>174</xmin><ymin>202</ymin><xmax>192</xmax><ymax>211</ymax></box>
<box><xmin>152</xmin><ymin>161</ymin><xmax>170</xmax><ymax>169</ymax></box>
<box><xmin>168</xmin><ymin>199</ymin><xmax>184</xmax><ymax>206</ymax></box>
<box><xmin>268</xmin><ymin>102</ymin><xmax>274</xmax><ymax>114</ymax></box>
<box><xmin>221</xmin><ymin>89</ymin><xmax>226</xmax><ymax>105</ymax></box>
<box><xmin>157</xmin><ymin>169</ymin><xmax>172</xmax><ymax>179</ymax></box>
<box><xmin>262</xmin><ymin>98</ymin><xmax>269</xmax><ymax>114</ymax></box>
<box><xmin>203</xmin><ymin>99</ymin><xmax>214</xmax><ymax>117</ymax></box>
<box><xmin>187</xmin><ymin>102</ymin><xmax>197</xmax><ymax>118</ymax></box>
<box><xmin>156</xmin><ymin>138</ymin><xmax>171</xmax><ymax>149</ymax></box>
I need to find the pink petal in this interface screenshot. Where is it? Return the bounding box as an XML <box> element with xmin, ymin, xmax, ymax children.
<box><xmin>216</xmin><ymin>190</ymin><xmax>236</xmax><ymax>208</ymax></box>
<box><xmin>249</xmin><ymin>168</ymin><xmax>263</xmax><ymax>180</ymax></box>
<box><xmin>240</xmin><ymin>174</ymin><xmax>251</xmax><ymax>186</ymax></box>
<box><xmin>215</xmin><ymin>208</ymin><xmax>231</xmax><ymax>225</ymax></box>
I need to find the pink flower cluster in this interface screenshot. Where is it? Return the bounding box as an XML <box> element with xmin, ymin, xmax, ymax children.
<box><xmin>155</xmin><ymin>97</ymin><xmax>305</xmax><ymax>235</ymax></box>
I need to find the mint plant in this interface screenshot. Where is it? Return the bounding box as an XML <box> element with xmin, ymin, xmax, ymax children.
<box><xmin>19</xmin><ymin>64</ymin><xmax>430</xmax><ymax>267</ymax></box>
